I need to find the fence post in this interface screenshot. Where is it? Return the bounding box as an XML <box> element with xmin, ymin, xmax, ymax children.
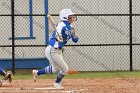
<box><xmin>29</xmin><ymin>0</ymin><xmax>33</xmax><ymax>38</ymax></box>
<box><xmin>45</xmin><ymin>0</ymin><xmax>49</xmax><ymax>46</ymax></box>
<box><xmin>129</xmin><ymin>0</ymin><xmax>133</xmax><ymax>72</ymax></box>
<box><xmin>11</xmin><ymin>0</ymin><xmax>15</xmax><ymax>74</ymax></box>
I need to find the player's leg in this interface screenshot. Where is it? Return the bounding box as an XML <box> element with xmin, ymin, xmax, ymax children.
<box><xmin>50</xmin><ymin>49</ymin><xmax>68</xmax><ymax>89</ymax></box>
<box><xmin>32</xmin><ymin>65</ymin><xmax>57</xmax><ymax>82</ymax></box>
<box><xmin>53</xmin><ymin>62</ymin><xmax>68</xmax><ymax>89</ymax></box>
<box><xmin>54</xmin><ymin>60</ymin><xmax>68</xmax><ymax>83</ymax></box>
<box><xmin>36</xmin><ymin>46</ymin><xmax>57</xmax><ymax>75</ymax></box>
<box><xmin>32</xmin><ymin>46</ymin><xmax>58</xmax><ymax>81</ymax></box>
<box><xmin>36</xmin><ymin>64</ymin><xmax>57</xmax><ymax>75</ymax></box>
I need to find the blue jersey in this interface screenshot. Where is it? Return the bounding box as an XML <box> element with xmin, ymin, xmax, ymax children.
<box><xmin>49</xmin><ymin>21</ymin><xmax>78</xmax><ymax>49</ymax></box>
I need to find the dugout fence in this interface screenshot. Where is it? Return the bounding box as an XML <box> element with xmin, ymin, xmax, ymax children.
<box><xmin>0</xmin><ymin>0</ymin><xmax>140</xmax><ymax>74</ymax></box>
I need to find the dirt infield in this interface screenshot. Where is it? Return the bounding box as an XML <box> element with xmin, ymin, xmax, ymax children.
<box><xmin>0</xmin><ymin>78</ymin><xmax>140</xmax><ymax>93</ymax></box>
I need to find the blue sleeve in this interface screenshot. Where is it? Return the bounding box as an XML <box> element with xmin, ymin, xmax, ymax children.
<box><xmin>71</xmin><ymin>35</ymin><xmax>78</xmax><ymax>43</ymax></box>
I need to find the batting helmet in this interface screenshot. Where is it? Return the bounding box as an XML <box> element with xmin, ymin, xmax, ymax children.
<box><xmin>59</xmin><ymin>9</ymin><xmax>75</xmax><ymax>21</ymax></box>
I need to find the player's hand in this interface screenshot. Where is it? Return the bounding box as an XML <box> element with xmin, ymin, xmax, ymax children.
<box><xmin>71</xmin><ymin>27</ymin><xmax>78</xmax><ymax>38</ymax></box>
<box><xmin>58</xmin><ymin>37</ymin><xmax>63</xmax><ymax>42</ymax></box>
<box><xmin>56</xmin><ymin>35</ymin><xmax>63</xmax><ymax>42</ymax></box>
<box><xmin>71</xmin><ymin>27</ymin><xmax>76</xmax><ymax>34</ymax></box>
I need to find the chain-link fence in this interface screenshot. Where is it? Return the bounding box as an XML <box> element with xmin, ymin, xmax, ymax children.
<box><xmin>0</xmin><ymin>0</ymin><xmax>140</xmax><ymax>74</ymax></box>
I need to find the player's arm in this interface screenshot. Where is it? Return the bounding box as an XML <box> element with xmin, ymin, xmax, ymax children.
<box><xmin>71</xmin><ymin>27</ymin><xmax>78</xmax><ymax>43</ymax></box>
<box><xmin>55</xmin><ymin>24</ymin><xmax>63</xmax><ymax>42</ymax></box>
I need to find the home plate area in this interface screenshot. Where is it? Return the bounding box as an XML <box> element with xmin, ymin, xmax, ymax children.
<box><xmin>0</xmin><ymin>78</ymin><xmax>139</xmax><ymax>93</ymax></box>
<box><xmin>0</xmin><ymin>79</ymin><xmax>90</xmax><ymax>93</ymax></box>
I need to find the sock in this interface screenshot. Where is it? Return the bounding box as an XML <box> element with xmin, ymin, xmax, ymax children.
<box><xmin>0</xmin><ymin>67</ymin><xmax>6</xmax><ymax>76</ymax></box>
<box><xmin>55</xmin><ymin>73</ymin><xmax>65</xmax><ymax>83</ymax></box>
<box><xmin>37</xmin><ymin>66</ymin><xmax>53</xmax><ymax>75</ymax></box>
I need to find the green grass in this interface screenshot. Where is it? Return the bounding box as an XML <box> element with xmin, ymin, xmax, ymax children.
<box><xmin>4</xmin><ymin>71</ymin><xmax>140</xmax><ymax>80</ymax></box>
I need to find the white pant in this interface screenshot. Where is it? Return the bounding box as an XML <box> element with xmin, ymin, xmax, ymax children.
<box><xmin>45</xmin><ymin>45</ymin><xmax>68</xmax><ymax>74</ymax></box>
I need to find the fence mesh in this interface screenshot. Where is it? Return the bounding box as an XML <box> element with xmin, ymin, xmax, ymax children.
<box><xmin>0</xmin><ymin>0</ymin><xmax>140</xmax><ymax>73</ymax></box>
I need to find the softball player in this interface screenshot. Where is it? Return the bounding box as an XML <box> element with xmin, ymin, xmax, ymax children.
<box><xmin>33</xmin><ymin>9</ymin><xmax>78</xmax><ymax>89</ymax></box>
<box><xmin>0</xmin><ymin>67</ymin><xmax>12</xmax><ymax>83</ymax></box>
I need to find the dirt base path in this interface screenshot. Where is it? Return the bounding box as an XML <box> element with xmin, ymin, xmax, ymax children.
<box><xmin>0</xmin><ymin>78</ymin><xmax>140</xmax><ymax>93</ymax></box>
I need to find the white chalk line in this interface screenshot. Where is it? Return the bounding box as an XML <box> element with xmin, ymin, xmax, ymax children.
<box><xmin>0</xmin><ymin>87</ymin><xmax>88</xmax><ymax>92</ymax></box>
<box><xmin>0</xmin><ymin>87</ymin><xmax>21</xmax><ymax>90</ymax></box>
<box><xmin>21</xmin><ymin>87</ymin><xmax>64</xmax><ymax>90</ymax></box>
<box><xmin>65</xmin><ymin>88</ymin><xmax>89</xmax><ymax>93</ymax></box>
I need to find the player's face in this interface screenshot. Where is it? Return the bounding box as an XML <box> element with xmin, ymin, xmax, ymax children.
<box><xmin>68</xmin><ymin>15</ymin><xmax>76</xmax><ymax>24</ymax></box>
